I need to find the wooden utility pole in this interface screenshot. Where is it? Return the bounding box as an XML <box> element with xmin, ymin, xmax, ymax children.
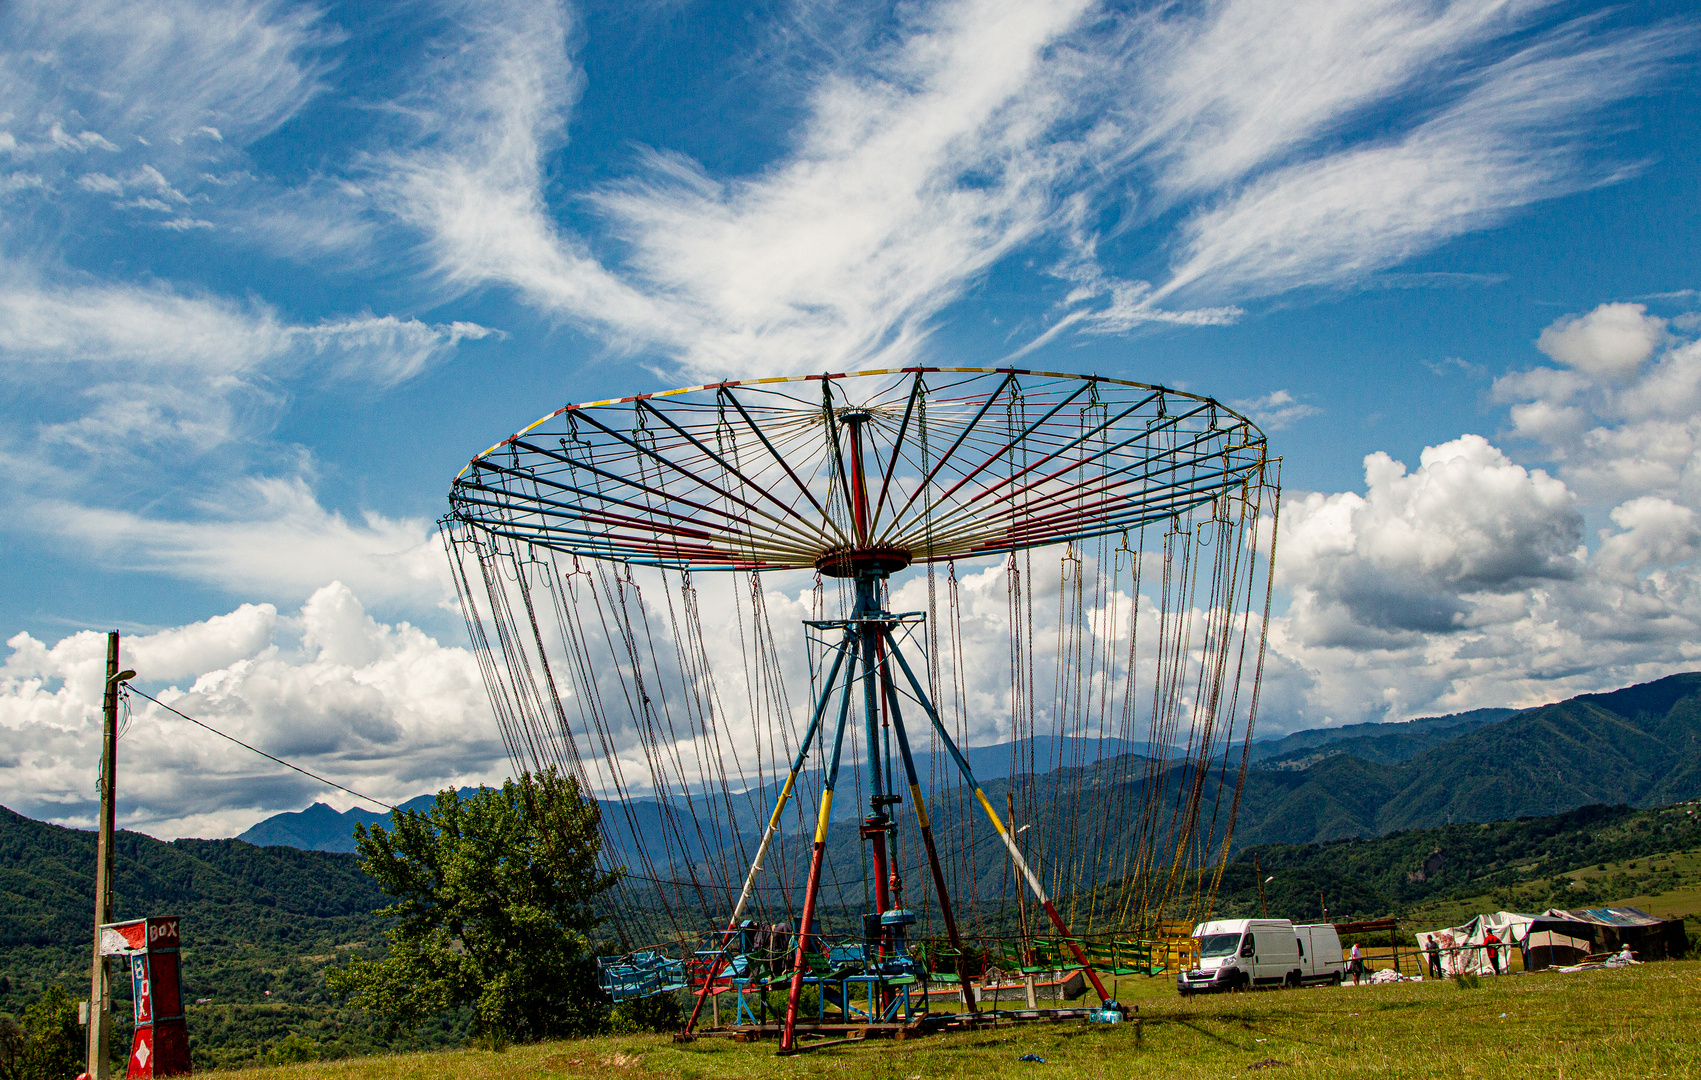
<box><xmin>87</xmin><ymin>631</ymin><xmax>123</xmax><ymax>1080</ymax></box>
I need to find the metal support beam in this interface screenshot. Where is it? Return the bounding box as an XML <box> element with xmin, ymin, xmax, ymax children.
<box><xmin>683</xmin><ymin>640</ymin><xmax>852</xmax><ymax>1035</ymax></box>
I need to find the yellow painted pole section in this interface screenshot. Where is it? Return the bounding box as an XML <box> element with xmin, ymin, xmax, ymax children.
<box><xmin>814</xmin><ymin>790</ymin><xmax>835</xmax><ymax>844</ymax></box>
<box><xmin>975</xmin><ymin>788</ymin><xmax>1008</xmax><ymax>835</ymax></box>
<box><xmin>769</xmin><ymin>773</ymin><xmax>796</xmax><ymax>830</ymax></box>
<box><xmin>975</xmin><ymin>788</ymin><xmax>1051</xmax><ymax>902</ymax></box>
<box><xmin>727</xmin><ymin>770</ymin><xmax>800</xmax><ymax>925</ymax></box>
<box><xmin>909</xmin><ymin>783</ymin><xmax>929</xmax><ymax>828</ymax></box>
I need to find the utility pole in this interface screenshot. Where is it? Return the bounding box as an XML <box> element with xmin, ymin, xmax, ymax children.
<box><xmin>87</xmin><ymin>631</ymin><xmax>131</xmax><ymax>1080</ymax></box>
<box><xmin>1253</xmin><ymin>853</ymin><xmax>1268</xmax><ymax>918</ymax></box>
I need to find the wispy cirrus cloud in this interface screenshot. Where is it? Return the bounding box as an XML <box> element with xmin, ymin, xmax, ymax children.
<box><xmin>37</xmin><ymin>477</ymin><xmax>451</xmax><ymax>610</ymax></box>
<box><xmin>0</xmin><ymin>0</ymin><xmax>331</xmax><ymax>158</ymax></box>
<box><xmin>1150</xmin><ymin>17</ymin><xmax>1693</xmax><ymax>306</ymax></box>
<box><xmin>0</xmin><ymin>276</ymin><xmax>491</xmax><ymax>461</ymax></box>
<box><xmin>372</xmin><ymin>0</ymin><xmax>1692</xmax><ymax>377</ymax></box>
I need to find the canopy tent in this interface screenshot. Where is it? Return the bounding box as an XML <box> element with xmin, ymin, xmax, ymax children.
<box><xmin>1415</xmin><ymin>912</ymin><xmax>1595</xmax><ymax>975</ymax></box>
<box><xmin>1543</xmin><ymin>907</ymin><xmax>1689</xmax><ymax>961</ymax></box>
<box><xmin>1417</xmin><ymin>906</ymin><xmax>1690</xmax><ymax>974</ymax></box>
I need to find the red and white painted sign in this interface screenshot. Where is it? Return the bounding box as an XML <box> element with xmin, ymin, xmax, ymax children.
<box><xmin>100</xmin><ymin>917</ymin><xmax>190</xmax><ymax>1078</ymax></box>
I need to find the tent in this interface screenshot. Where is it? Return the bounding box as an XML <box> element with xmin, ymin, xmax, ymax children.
<box><xmin>1417</xmin><ymin>906</ymin><xmax>1690</xmax><ymax>974</ymax></box>
<box><xmin>1415</xmin><ymin>912</ymin><xmax>1541</xmax><ymax>976</ymax></box>
<box><xmin>1543</xmin><ymin>907</ymin><xmax>1690</xmax><ymax>961</ymax></box>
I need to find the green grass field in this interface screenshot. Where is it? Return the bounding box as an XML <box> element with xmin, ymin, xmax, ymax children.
<box><xmin>212</xmin><ymin>960</ymin><xmax>1700</xmax><ymax>1080</ymax></box>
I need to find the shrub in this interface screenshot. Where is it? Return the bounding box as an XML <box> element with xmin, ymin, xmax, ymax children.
<box><xmin>0</xmin><ymin>987</ymin><xmax>82</xmax><ymax>1080</ymax></box>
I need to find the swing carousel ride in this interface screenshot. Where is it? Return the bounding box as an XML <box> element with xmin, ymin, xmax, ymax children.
<box><xmin>443</xmin><ymin>367</ymin><xmax>1279</xmax><ymax>1051</ymax></box>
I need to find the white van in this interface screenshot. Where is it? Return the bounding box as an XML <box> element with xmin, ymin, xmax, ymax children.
<box><xmin>1294</xmin><ymin>923</ymin><xmax>1347</xmax><ymax>985</ymax></box>
<box><xmin>1177</xmin><ymin>919</ymin><xmax>1312</xmax><ymax>995</ymax></box>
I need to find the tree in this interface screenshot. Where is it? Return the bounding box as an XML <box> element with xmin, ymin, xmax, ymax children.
<box><xmin>327</xmin><ymin>769</ymin><xmax>621</xmax><ymax>1042</ymax></box>
<box><xmin>0</xmin><ymin>987</ymin><xmax>81</xmax><ymax>1080</ymax></box>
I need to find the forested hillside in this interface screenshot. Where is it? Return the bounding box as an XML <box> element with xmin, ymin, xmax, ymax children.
<box><xmin>0</xmin><ymin>808</ymin><xmax>465</xmax><ymax>1069</ymax></box>
<box><xmin>1231</xmin><ymin>672</ymin><xmax>1701</xmax><ymax>844</ymax></box>
<box><xmin>1211</xmin><ymin>801</ymin><xmax>1701</xmax><ymax>924</ymax></box>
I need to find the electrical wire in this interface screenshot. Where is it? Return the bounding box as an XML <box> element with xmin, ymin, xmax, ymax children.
<box><xmin>121</xmin><ymin>683</ymin><xmax>399</xmax><ymax>812</ymax></box>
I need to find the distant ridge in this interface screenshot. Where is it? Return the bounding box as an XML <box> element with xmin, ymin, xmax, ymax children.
<box><xmin>1231</xmin><ymin>671</ymin><xmax>1701</xmax><ymax>845</ymax></box>
<box><xmin>233</xmin><ymin>737</ymin><xmax>1144</xmax><ymax>854</ymax></box>
<box><xmin>1249</xmin><ymin>707</ymin><xmax>1518</xmax><ymax>770</ymax></box>
<box><xmin>232</xmin><ymin>673</ymin><xmax>1701</xmax><ymax>856</ymax></box>
<box><xmin>236</xmin><ymin>789</ymin><xmax>475</xmax><ymax>852</ymax></box>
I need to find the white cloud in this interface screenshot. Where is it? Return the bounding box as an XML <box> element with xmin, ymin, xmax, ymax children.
<box><xmin>0</xmin><ymin>584</ymin><xmax>501</xmax><ymax>839</ymax></box>
<box><xmin>1152</xmin><ymin>20</ymin><xmax>1686</xmax><ymax>304</ymax></box>
<box><xmin>1498</xmin><ymin>303</ymin><xmax>1701</xmax><ymax>504</ymax></box>
<box><xmin>1278</xmin><ymin>435</ymin><xmax>1582</xmax><ymax>649</ymax></box>
<box><xmin>370</xmin><ymin>0</ymin><xmax>1686</xmax><ymax>373</ymax></box>
<box><xmin>1264</xmin><ymin>305</ymin><xmax>1701</xmax><ymax>728</ymax></box>
<box><xmin>0</xmin><ymin>277</ymin><xmax>493</xmax><ymax>472</ymax></box>
<box><xmin>1232</xmin><ymin>389</ymin><xmax>1318</xmax><ymax>431</ymax></box>
<box><xmin>0</xmin><ymin>0</ymin><xmax>335</xmax><ymax>260</ymax></box>
<box><xmin>1</xmin><ymin>0</ymin><xmax>328</xmax><ymax>154</ymax></box>
<box><xmin>38</xmin><ymin>478</ymin><xmax>452</xmax><ymax>611</ymax></box>
<box><xmin>1535</xmin><ymin>301</ymin><xmax>1666</xmax><ymax>380</ymax></box>
<box><xmin>381</xmin><ymin>0</ymin><xmax>1116</xmax><ymax>378</ymax></box>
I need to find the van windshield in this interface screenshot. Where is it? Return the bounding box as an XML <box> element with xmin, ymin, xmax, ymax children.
<box><xmin>1197</xmin><ymin>933</ymin><xmax>1242</xmax><ymax>958</ymax></box>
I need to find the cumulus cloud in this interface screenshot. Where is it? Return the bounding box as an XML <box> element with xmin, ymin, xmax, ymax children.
<box><xmin>1535</xmin><ymin>301</ymin><xmax>1667</xmax><ymax>380</ymax></box>
<box><xmin>1499</xmin><ymin>302</ymin><xmax>1701</xmax><ymax>504</ymax></box>
<box><xmin>0</xmin><ymin>583</ymin><xmax>501</xmax><ymax>839</ymax></box>
<box><xmin>1264</xmin><ymin>301</ymin><xmax>1701</xmax><ymax>728</ymax></box>
<box><xmin>1278</xmin><ymin>435</ymin><xmax>1582</xmax><ymax>648</ymax></box>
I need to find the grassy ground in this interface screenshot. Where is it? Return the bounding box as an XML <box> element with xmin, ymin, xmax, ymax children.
<box><xmin>211</xmin><ymin>959</ymin><xmax>1700</xmax><ymax>1080</ymax></box>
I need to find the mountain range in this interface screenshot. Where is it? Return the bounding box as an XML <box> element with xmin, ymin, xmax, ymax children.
<box><xmin>235</xmin><ymin>736</ymin><xmax>1150</xmax><ymax>853</ymax></box>
<box><xmin>226</xmin><ymin>672</ymin><xmax>1701</xmax><ymax>919</ymax></box>
<box><xmin>228</xmin><ymin>694</ymin><xmax>1584</xmax><ymax>856</ymax></box>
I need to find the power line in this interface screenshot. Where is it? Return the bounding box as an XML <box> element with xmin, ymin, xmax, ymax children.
<box><xmin>122</xmin><ymin>683</ymin><xmax>399</xmax><ymax>813</ymax></box>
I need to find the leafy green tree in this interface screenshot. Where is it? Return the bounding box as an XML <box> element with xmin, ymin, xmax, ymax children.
<box><xmin>0</xmin><ymin>987</ymin><xmax>82</xmax><ymax>1080</ymax></box>
<box><xmin>327</xmin><ymin>770</ymin><xmax>621</xmax><ymax>1042</ymax></box>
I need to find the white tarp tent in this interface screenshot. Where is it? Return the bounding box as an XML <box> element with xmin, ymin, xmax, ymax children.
<box><xmin>1417</xmin><ymin>910</ymin><xmax>1605</xmax><ymax>974</ymax></box>
<box><xmin>1415</xmin><ymin>912</ymin><xmax>1533</xmax><ymax>976</ymax></box>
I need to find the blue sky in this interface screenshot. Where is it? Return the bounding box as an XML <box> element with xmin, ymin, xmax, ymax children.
<box><xmin>3</xmin><ymin>0</ymin><xmax>1699</xmax><ymax>837</ymax></box>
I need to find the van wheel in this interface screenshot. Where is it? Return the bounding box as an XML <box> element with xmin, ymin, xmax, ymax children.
<box><xmin>1333</xmin><ymin>972</ymin><xmax>1343</xmax><ymax>986</ymax></box>
<box><xmin>1286</xmin><ymin>972</ymin><xmax>1301</xmax><ymax>989</ymax></box>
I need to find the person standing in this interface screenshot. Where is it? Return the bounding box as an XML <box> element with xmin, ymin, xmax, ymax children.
<box><xmin>1482</xmin><ymin>929</ymin><xmax>1502</xmax><ymax>976</ymax></box>
<box><xmin>1427</xmin><ymin>936</ymin><xmax>1443</xmax><ymax>979</ymax></box>
<box><xmin>1348</xmin><ymin>942</ymin><xmax>1364</xmax><ymax>985</ymax></box>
